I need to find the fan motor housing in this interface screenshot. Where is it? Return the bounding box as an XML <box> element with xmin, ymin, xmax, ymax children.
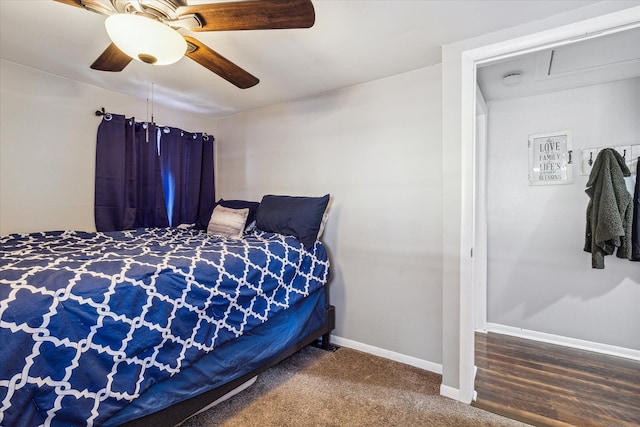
<box><xmin>111</xmin><ymin>0</ymin><xmax>187</xmax><ymax>20</ymax></box>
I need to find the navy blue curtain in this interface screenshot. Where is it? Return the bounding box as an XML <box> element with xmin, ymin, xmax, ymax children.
<box><xmin>95</xmin><ymin>114</ymin><xmax>214</xmax><ymax>231</ymax></box>
<box><xmin>159</xmin><ymin>127</ymin><xmax>215</xmax><ymax>227</ymax></box>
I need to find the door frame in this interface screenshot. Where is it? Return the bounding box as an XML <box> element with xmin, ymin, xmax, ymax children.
<box><xmin>443</xmin><ymin>5</ymin><xmax>640</xmax><ymax>404</ymax></box>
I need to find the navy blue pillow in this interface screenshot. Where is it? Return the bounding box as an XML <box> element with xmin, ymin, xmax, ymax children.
<box><xmin>256</xmin><ymin>194</ymin><xmax>330</xmax><ymax>249</ymax></box>
<box><xmin>195</xmin><ymin>199</ymin><xmax>260</xmax><ymax>230</ymax></box>
<box><xmin>195</xmin><ymin>201</ymin><xmax>217</xmax><ymax>230</ymax></box>
<box><xmin>218</xmin><ymin>199</ymin><xmax>260</xmax><ymax>226</ymax></box>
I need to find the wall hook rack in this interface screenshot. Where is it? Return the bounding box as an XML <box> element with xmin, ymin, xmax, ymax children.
<box><xmin>581</xmin><ymin>144</ymin><xmax>640</xmax><ymax>175</ymax></box>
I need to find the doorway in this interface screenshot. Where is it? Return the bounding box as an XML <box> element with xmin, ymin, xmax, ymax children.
<box><xmin>474</xmin><ymin>26</ymin><xmax>640</xmax><ymax>353</ymax></box>
<box><xmin>440</xmin><ymin>4</ymin><xmax>640</xmax><ymax>404</ymax></box>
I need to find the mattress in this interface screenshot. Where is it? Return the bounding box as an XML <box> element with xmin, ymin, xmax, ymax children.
<box><xmin>0</xmin><ymin>227</ymin><xmax>329</xmax><ymax>426</ymax></box>
<box><xmin>107</xmin><ymin>287</ymin><xmax>328</xmax><ymax>426</ymax></box>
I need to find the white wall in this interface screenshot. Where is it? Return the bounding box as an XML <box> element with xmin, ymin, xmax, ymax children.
<box><xmin>0</xmin><ymin>60</ymin><xmax>216</xmax><ymax>235</ymax></box>
<box><xmin>486</xmin><ymin>77</ymin><xmax>640</xmax><ymax>350</ymax></box>
<box><xmin>215</xmin><ymin>65</ymin><xmax>444</xmax><ymax>365</ymax></box>
<box><xmin>1</xmin><ymin>57</ymin><xmax>444</xmax><ymax>369</ymax></box>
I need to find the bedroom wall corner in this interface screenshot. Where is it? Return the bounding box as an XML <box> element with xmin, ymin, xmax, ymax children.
<box><xmin>0</xmin><ymin>60</ymin><xmax>217</xmax><ymax>235</ymax></box>
<box><xmin>485</xmin><ymin>78</ymin><xmax>640</xmax><ymax>351</ymax></box>
<box><xmin>215</xmin><ymin>64</ymin><xmax>444</xmax><ymax>367</ymax></box>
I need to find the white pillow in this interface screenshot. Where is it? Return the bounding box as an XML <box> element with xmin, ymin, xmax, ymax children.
<box><xmin>207</xmin><ymin>205</ymin><xmax>249</xmax><ymax>239</ymax></box>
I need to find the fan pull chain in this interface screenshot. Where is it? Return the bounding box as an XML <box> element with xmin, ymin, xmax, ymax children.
<box><xmin>145</xmin><ymin>74</ymin><xmax>150</xmax><ymax>142</ymax></box>
<box><xmin>145</xmin><ymin>67</ymin><xmax>156</xmax><ymax>143</ymax></box>
<box><xmin>151</xmin><ymin>80</ymin><xmax>155</xmax><ymax>125</ymax></box>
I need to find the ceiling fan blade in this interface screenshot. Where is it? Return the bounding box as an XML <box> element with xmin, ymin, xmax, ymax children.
<box><xmin>184</xmin><ymin>36</ymin><xmax>259</xmax><ymax>89</ymax></box>
<box><xmin>90</xmin><ymin>43</ymin><xmax>133</xmax><ymax>72</ymax></box>
<box><xmin>53</xmin><ymin>0</ymin><xmax>115</xmax><ymax>15</ymax></box>
<box><xmin>53</xmin><ymin>0</ymin><xmax>84</xmax><ymax>8</ymax></box>
<box><xmin>177</xmin><ymin>0</ymin><xmax>315</xmax><ymax>32</ymax></box>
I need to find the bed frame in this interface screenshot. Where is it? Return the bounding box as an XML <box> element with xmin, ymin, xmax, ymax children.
<box><xmin>123</xmin><ymin>296</ymin><xmax>335</xmax><ymax>426</ymax></box>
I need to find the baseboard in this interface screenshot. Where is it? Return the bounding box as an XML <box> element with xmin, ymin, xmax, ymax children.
<box><xmin>485</xmin><ymin>323</ymin><xmax>640</xmax><ymax>361</ymax></box>
<box><xmin>329</xmin><ymin>335</ymin><xmax>443</xmax><ymax>374</ymax></box>
<box><xmin>472</xmin><ymin>366</ymin><xmax>478</xmax><ymax>402</ymax></box>
<box><xmin>439</xmin><ymin>384</ymin><xmax>463</xmax><ymax>401</ymax></box>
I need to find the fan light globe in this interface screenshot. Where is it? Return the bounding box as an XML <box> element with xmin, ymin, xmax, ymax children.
<box><xmin>105</xmin><ymin>14</ymin><xmax>187</xmax><ymax>65</ymax></box>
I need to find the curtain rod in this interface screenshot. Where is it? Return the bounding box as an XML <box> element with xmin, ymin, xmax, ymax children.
<box><xmin>94</xmin><ymin>107</ymin><xmax>213</xmax><ymax>141</ymax></box>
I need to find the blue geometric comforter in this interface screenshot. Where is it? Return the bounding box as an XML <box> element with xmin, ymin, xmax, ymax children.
<box><xmin>0</xmin><ymin>227</ymin><xmax>329</xmax><ymax>426</ymax></box>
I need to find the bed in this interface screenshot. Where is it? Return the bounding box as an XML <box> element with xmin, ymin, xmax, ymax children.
<box><xmin>0</xmin><ymin>195</ymin><xmax>334</xmax><ymax>426</ymax></box>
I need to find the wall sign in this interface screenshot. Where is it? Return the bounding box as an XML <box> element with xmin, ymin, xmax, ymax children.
<box><xmin>528</xmin><ymin>131</ymin><xmax>573</xmax><ymax>185</ymax></box>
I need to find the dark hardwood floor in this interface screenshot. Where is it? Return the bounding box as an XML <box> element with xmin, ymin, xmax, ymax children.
<box><xmin>473</xmin><ymin>332</ymin><xmax>640</xmax><ymax>427</ymax></box>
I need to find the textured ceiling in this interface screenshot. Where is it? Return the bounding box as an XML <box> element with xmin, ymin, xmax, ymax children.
<box><xmin>0</xmin><ymin>0</ymin><xmax>609</xmax><ymax>117</ymax></box>
<box><xmin>478</xmin><ymin>26</ymin><xmax>640</xmax><ymax>102</ymax></box>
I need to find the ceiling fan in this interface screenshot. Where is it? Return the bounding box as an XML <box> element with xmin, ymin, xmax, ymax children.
<box><xmin>53</xmin><ymin>0</ymin><xmax>316</xmax><ymax>88</ymax></box>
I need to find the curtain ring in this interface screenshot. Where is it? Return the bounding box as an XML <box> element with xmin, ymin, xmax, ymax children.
<box><xmin>203</xmin><ymin>133</ymin><xmax>209</xmax><ymax>141</ymax></box>
<box><xmin>164</xmin><ymin>127</ymin><xmax>170</xmax><ymax>134</ymax></box>
<box><xmin>104</xmin><ymin>113</ymin><xmax>112</xmax><ymax>121</ymax></box>
<box><xmin>192</xmin><ymin>134</ymin><xmax>197</xmax><ymax>140</ymax></box>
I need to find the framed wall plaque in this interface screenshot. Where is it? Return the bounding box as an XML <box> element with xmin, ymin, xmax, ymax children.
<box><xmin>528</xmin><ymin>131</ymin><xmax>573</xmax><ymax>185</ymax></box>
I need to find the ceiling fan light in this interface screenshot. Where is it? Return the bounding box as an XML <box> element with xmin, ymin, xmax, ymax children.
<box><xmin>105</xmin><ymin>14</ymin><xmax>187</xmax><ymax>65</ymax></box>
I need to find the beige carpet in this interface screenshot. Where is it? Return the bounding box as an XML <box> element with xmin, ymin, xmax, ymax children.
<box><xmin>182</xmin><ymin>346</ymin><xmax>529</xmax><ymax>427</ymax></box>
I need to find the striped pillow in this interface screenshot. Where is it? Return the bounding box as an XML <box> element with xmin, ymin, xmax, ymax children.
<box><xmin>207</xmin><ymin>205</ymin><xmax>249</xmax><ymax>239</ymax></box>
